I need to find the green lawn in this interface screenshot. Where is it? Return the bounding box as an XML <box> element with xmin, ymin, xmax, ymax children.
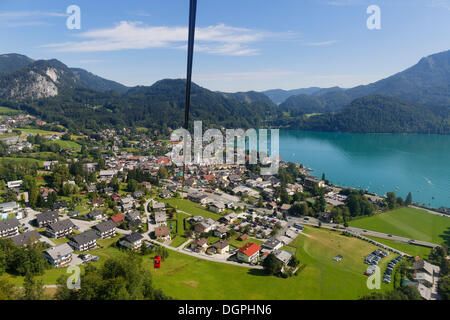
<box><xmin>4</xmin><ymin>226</ymin><xmax>398</xmax><ymax>299</ymax></box>
<box><xmin>169</xmin><ymin>212</ymin><xmax>190</xmax><ymax>248</ymax></box>
<box><xmin>18</xmin><ymin>128</ymin><xmax>62</xmax><ymax>136</ymax></box>
<box><xmin>45</xmin><ymin>139</ymin><xmax>81</xmax><ymax>151</ymax></box>
<box><xmin>0</xmin><ymin>106</ymin><xmax>22</xmax><ymax>115</ymax></box>
<box><xmin>349</xmin><ymin>207</ymin><xmax>450</xmax><ymax>245</ymax></box>
<box><xmin>365</xmin><ymin>236</ymin><xmax>432</xmax><ymax>258</ymax></box>
<box><xmin>149</xmin><ymin>226</ymin><xmax>395</xmax><ymax>300</ymax></box>
<box><xmin>163</xmin><ymin>199</ymin><xmax>222</xmax><ymax>220</ymax></box>
<box><xmin>0</xmin><ymin>157</ymin><xmax>43</xmax><ymax>167</ymax></box>
<box><xmin>228</xmin><ymin>234</ymin><xmax>263</xmax><ymax>249</ymax></box>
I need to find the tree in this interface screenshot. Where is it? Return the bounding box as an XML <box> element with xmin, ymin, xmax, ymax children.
<box><xmin>22</xmin><ymin>273</ymin><xmax>45</xmax><ymax>300</ymax></box>
<box><xmin>157</xmin><ymin>167</ymin><xmax>168</xmax><ymax>180</ymax></box>
<box><xmin>386</xmin><ymin>192</ymin><xmax>397</xmax><ymax>210</ymax></box>
<box><xmin>262</xmin><ymin>253</ymin><xmax>283</xmax><ymax>275</ymax></box>
<box><xmin>0</xmin><ymin>277</ymin><xmax>16</xmax><ymax>300</ymax></box>
<box><xmin>405</xmin><ymin>192</ymin><xmax>413</xmax><ymax>206</ymax></box>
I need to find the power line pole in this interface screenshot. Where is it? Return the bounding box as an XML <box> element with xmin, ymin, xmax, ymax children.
<box><xmin>183</xmin><ymin>0</ymin><xmax>197</xmax><ymax>186</ymax></box>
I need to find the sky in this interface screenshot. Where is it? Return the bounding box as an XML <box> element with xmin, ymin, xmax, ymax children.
<box><xmin>0</xmin><ymin>0</ymin><xmax>449</xmax><ymax>92</ymax></box>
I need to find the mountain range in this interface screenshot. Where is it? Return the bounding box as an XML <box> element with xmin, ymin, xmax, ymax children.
<box><xmin>0</xmin><ymin>50</ymin><xmax>448</xmax><ymax>134</ymax></box>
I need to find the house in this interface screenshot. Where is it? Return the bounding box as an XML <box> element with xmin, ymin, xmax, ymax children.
<box><xmin>69</xmin><ymin>230</ymin><xmax>98</xmax><ymax>252</ymax></box>
<box><xmin>211</xmin><ymin>240</ymin><xmax>229</xmax><ymax>254</ymax></box>
<box><xmin>7</xmin><ymin>180</ymin><xmax>23</xmax><ymax>189</ymax></box>
<box><xmin>413</xmin><ymin>260</ymin><xmax>440</xmax><ymax>277</ymax></box>
<box><xmin>152</xmin><ymin>201</ymin><xmax>166</xmax><ymax>211</ymax></box>
<box><xmin>279</xmin><ymin>204</ymin><xmax>291</xmax><ymax>214</ymax></box>
<box><xmin>209</xmin><ymin>201</ymin><xmax>225</xmax><ymax>213</ymax></box>
<box><xmin>46</xmin><ymin>219</ymin><xmax>75</xmax><ymax>239</ymax></box>
<box><xmin>160</xmin><ymin>189</ymin><xmax>172</xmax><ymax>199</ymax></box>
<box><xmin>154</xmin><ymin>226</ymin><xmax>171</xmax><ymax>241</ymax></box>
<box><xmin>120</xmin><ymin>196</ymin><xmax>134</xmax><ymax>212</ymax></box>
<box><xmin>237</xmin><ymin>243</ymin><xmax>262</xmax><ymax>263</ymax></box>
<box><xmin>0</xmin><ymin>202</ymin><xmax>19</xmax><ymax>214</ymax></box>
<box><xmin>52</xmin><ymin>201</ymin><xmax>68</xmax><ymax>212</ymax></box>
<box><xmin>213</xmin><ymin>226</ymin><xmax>229</xmax><ymax>238</ymax></box>
<box><xmin>93</xmin><ymin>220</ymin><xmax>117</xmax><ymax>239</ymax></box>
<box><xmin>273</xmin><ymin>250</ymin><xmax>293</xmax><ymax>266</ymax></box>
<box><xmin>43</xmin><ymin>243</ymin><xmax>73</xmax><ymax>268</ymax></box>
<box><xmin>132</xmin><ymin>190</ymin><xmax>144</xmax><ymax>199</ymax></box>
<box><xmin>0</xmin><ymin>217</ymin><xmax>20</xmax><ymax>238</ymax></box>
<box><xmin>36</xmin><ymin>211</ymin><xmax>59</xmax><ymax>228</ymax></box>
<box><xmin>119</xmin><ymin>232</ymin><xmax>144</xmax><ymax>250</ymax></box>
<box><xmin>219</xmin><ymin>213</ymin><xmax>238</xmax><ymax>225</ymax></box>
<box><xmin>91</xmin><ymin>198</ymin><xmax>105</xmax><ymax>207</ymax></box>
<box><xmin>262</xmin><ymin>237</ymin><xmax>283</xmax><ymax>251</ymax></box>
<box><xmin>126</xmin><ymin>210</ymin><xmax>141</xmax><ymax>222</ymax></box>
<box><xmin>190</xmin><ymin>238</ymin><xmax>208</xmax><ymax>252</ymax></box>
<box><xmin>68</xmin><ymin>210</ymin><xmax>79</xmax><ymax>217</ymax></box>
<box><xmin>154</xmin><ymin>211</ymin><xmax>167</xmax><ymax>226</ymax></box>
<box><xmin>319</xmin><ymin>211</ymin><xmax>334</xmax><ymax>223</ymax></box>
<box><xmin>238</xmin><ymin>234</ymin><xmax>249</xmax><ymax>241</ymax></box>
<box><xmin>43</xmin><ymin>161</ymin><xmax>58</xmax><ymax>171</ymax></box>
<box><xmin>141</xmin><ymin>182</ymin><xmax>152</xmax><ymax>190</ymax></box>
<box><xmin>110</xmin><ymin>213</ymin><xmax>125</xmax><ymax>225</ymax></box>
<box><xmin>188</xmin><ymin>193</ymin><xmax>208</xmax><ymax>205</ymax></box>
<box><xmin>88</xmin><ymin>210</ymin><xmax>104</xmax><ymax>220</ymax></box>
<box><xmin>194</xmin><ymin>218</ymin><xmax>216</xmax><ymax>233</ymax></box>
<box><xmin>304</xmin><ymin>176</ymin><xmax>325</xmax><ymax>188</ymax></box>
<box><xmin>10</xmin><ymin>230</ymin><xmax>41</xmax><ymax>247</ymax></box>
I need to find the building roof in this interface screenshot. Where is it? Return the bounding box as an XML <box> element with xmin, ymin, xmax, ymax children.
<box><xmin>10</xmin><ymin>230</ymin><xmax>41</xmax><ymax>246</ymax></box>
<box><xmin>0</xmin><ymin>217</ymin><xmax>20</xmax><ymax>231</ymax></box>
<box><xmin>193</xmin><ymin>238</ymin><xmax>208</xmax><ymax>246</ymax></box>
<box><xmin>93</xmin><ymin>220</ymin><xmax>117</xmax><ymax>233</ymax></box>
<box><xmin>154</xmin><ymin>226</ymin><xmax>170</xmax><ymax>238</ymax></box>
<box><xmin>273</xmin><ymin>250</ymin><xmax>293</xmax><ymax>265</ymax></box>
<box><xmin>44</xmin><ymin>243</ymin><xmax>73</xmax><ymax>260</ymax></box>
<box><xmin>110</xmin><ymin>213</ymin><xmax>125</xmax><ymax>224</ymax></box>
<box><xmin>47</xmin><ymin>219</ymin><xmax>75</xmax><ymax>232</ymax></box>
<box><xmin>154</xmin><ymin>211</ymin><xmax>167</xmax><ymax>223</ymax></box>
<box><xmin>88</xmin><ymin>209</ymin><xmax>104</xmax><ymax>217</ymax></box>
<box><xmin>262</xmin><ymin>237</ymin><xmax>282</xmax><ymax>250</ymax></box>
<box><xmin>36</xmin><ymin>211</ymin><xmax>59</xmax><ymax>224</ymax></box>
<box><xmin>212</xmin><ymin>240</ymin><xmax>229</xmax><ymax>250</ymax></box>
<box><xmin>122</xmin><ymin>232</ymin><xmax>144</xmax><ymax>243</ymax></box>
<box><xmin>238</xmin><ymin>243</ymin><xmax>262</xmax><ymax>257</ymax></box>
<box><xmin>0</xmin><ymin>202</ymin><xmax>19</xmax><ymax>211</ymax></box>
<box><xmin>71</xmin><ymin>230</ymin><xmax>97</xmax><ymax>245</ymax></box>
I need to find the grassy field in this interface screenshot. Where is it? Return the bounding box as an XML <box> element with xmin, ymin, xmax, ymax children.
<box><xmin>0</xmin><ymin>157</ymin><xmax>43</xmax><ymax>167</ymax></box>
<box><xmin>45</xmin><ymin>139</ymin><xmax>82</xmax><ymax>151</ymax></box>
<box><xmin>4</xmin><ymin>225</ymin><xmax>398</xmax><ymax>299</ymax></box>
<box><xmin>163</xmin><ymin>199</ymin><xmax>223</xmax><ymax>220</ymax></box>
<box><xmin>18</xmin><ymin>128</ymin><xmax>62</xmax><ymax>136</ymax></box>
<box><xmin>349</xmin><ymin>207</ymin><xmax>450</xmax><ymax>245</ymax></box>
<box><xmin>149</xmin><ymin>226</ymin><xmax>395</xmax><ymax>300</ymax></box>
<box><xmin>365</xmin><ymin>236</ymin><xmax>432</xmax><ymax>258</ymax></box>
<box><xmin>0</xmin><ymin>106</ymin><xmax>22</xmax><ymax>115</ymax></box>
<box><xmin>169</xmin><ymin>212</ymin><xmax>190</xmax><ymax>248</ymax></box>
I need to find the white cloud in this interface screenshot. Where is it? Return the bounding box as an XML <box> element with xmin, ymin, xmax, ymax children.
<box><xmin>41</xmin><ymin>21</ymin><xmax>288</xmax><ymax>56</ymax></box>
<box><xmin>194</xmin><ymin>70</ymin><xmax>299</xmax><ymax>82</ymax></box>
<box><xmin>304</xmin><ymin>40</ymin><xmax>338</xmax><ymax>46</ymax></box>
<box><xmin>429</xmin><ymin>0</ymin><xmax>450</xmax><ymax>10</ymax></box>
<box><xmin>0</xmin><ymin>10</ymin><xmax>67</xmax><ymax>28</ymax></box>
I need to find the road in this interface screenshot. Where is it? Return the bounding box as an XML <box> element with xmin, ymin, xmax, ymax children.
<box><xmin>287</xmin><ymin>215</ymin><xmax>440</xmax><ymax>249</ymax></box>
<box><xmin>409</xmin><ymin>205</ymin><xmax>450</xmax><ymax>218</ymax></box>
<box><xmin>145</xmin><ymin>237</ymin><xmax>263</xmax><ymax>269</ymax></box>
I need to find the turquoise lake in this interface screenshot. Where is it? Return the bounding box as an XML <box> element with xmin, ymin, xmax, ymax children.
<box><xmin>278</xmin><ymin>130</ymin><xmax>450</xmax><ymax>209</ymax></box>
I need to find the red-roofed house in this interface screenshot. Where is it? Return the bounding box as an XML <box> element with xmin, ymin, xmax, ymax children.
<box><xmin>237</xmin><ymin>243</ymin><xmax>262</xmax><ymax>263</ymax></box>
<box><xmin>157</xmin><ymin>158</ymin><xmax>171</xmax><ymax>165</ymax></box>
<box><xmin>110</xmin><ymin>214</ymin><xmax>125</xmax><ymax>225</ymax></box>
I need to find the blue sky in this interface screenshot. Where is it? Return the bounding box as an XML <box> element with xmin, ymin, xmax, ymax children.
<box><xmin>0</xmin><ymin>0</ymin><xmax>449</xmax><ymax>91</ymax></box>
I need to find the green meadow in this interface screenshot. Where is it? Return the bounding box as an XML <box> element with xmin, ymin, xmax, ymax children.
<box><xmin>349</xmin><ymin>207</ymin><xmax>450</xmax><ymax>245</ymax></box>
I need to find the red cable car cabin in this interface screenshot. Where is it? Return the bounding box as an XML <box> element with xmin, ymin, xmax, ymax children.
<box><xmin>154</xmin><ymin>255</ymin><xmax>161</xmax><ymax>269</ymax></box>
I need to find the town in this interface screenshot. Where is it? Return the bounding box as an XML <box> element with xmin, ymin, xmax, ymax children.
<box><xmin>0</xmin><ymin>110</ymin><xmax>449</xmax><ymax>300</ymax></box>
